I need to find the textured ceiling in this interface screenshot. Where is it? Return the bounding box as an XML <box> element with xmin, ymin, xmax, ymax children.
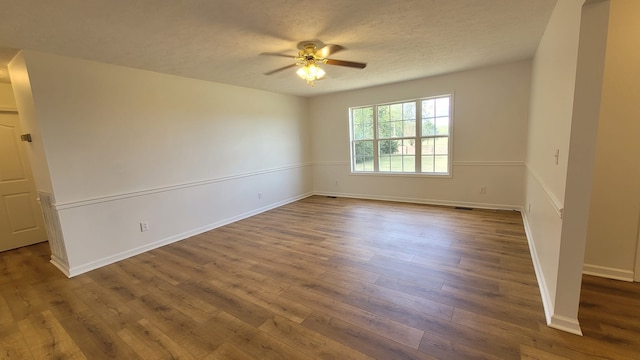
<box><xmin>0</xmin><ymin>0</ymin><xmax>557</xmax><ymax>96</ymax></box>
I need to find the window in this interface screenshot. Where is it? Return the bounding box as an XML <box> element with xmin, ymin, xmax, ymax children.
<box><xmin>350</xmin><ymin>95</ymin><xmax>452</xmax><ymax>175</ymax></box>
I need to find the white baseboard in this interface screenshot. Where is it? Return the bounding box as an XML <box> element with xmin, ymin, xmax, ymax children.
<box><xmin>549</xmin><ymin>314</ymin><xmax>583</xmax><ymax>336</ymax></box>
<box><xmin>50</xmin><ymin>254</ymin><xmax>71</xmax><ymax>277</ymax></box>
<box><xmin>583</xmin><ymin>264</ymin><xmax>634</xmax><ymax>282</ymax></box>
<box><xmin>521</xmin><ymin>210</ymin><xmax>584</xmax><ymax>336</ymax></box>
<box><xmin>520</xmin><ymin>211</ymin><xmax>555</xmax><ymax>327</ymax></box>
<box><xmin>313</xmin><ymin>191</ymin><xmax>522</xmax><ymax>212</ymax></box>
<box><xmin>65</xmin><ymin>192</ymin><xmax>314</xmax><ymax>277</ymax></box>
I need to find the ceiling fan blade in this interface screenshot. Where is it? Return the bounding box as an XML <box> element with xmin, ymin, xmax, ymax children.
<box><xmin>260</xmin><ymin>52</ymin><xmax>296</xmax><ymax>59</ymax></box>
<box><xmin>317</xmin><ymin>44</ymin><xmax>345</xmax><ymax>58</ymax></box>
<box><xmin>325</xmin><ymin>59</ymin><xmax>367</xmax><ymax>69</ymax></box>
<box><xmin>264</xmin><ymin>63</ymin><xmax>297</xmax><ymax>75</ymax></box>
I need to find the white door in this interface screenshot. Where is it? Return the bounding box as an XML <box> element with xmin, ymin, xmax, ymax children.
<box><xmin>0</xmin><ymin>112</ymin><xmax>47</xmax><ymax>252</ymax></box>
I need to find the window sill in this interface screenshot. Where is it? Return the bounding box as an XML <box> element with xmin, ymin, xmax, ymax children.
<box><xmin>349</xmin><ymin>171</ymin><xmax>452</xmax><ymax>179</ymax></box>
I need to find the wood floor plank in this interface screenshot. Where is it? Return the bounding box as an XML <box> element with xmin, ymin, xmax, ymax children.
<box><xmin>211</xmin><ymin>311</ymin><xmax>315</xmax><ymax>360</ymax></box>
<box><xmin>302</xmin><ymin>311</ymin><xmax>436</xmax><ymax>360</ymax></box>
<box><xmin>0</xmin><ymin>325</ymin><xmax>35</xmax><ymax>360</ymax></box>
<box><xmin>70</xmin><ymin>278</ymin><xmax>143</xmax><ymax>331</ymax></box>
<box><xmin>17</xmin><ymin>310</ymin><xmax>87</xmax><ymax>359</ymax></box>
<box><xmin>117</xmin><ymin>318</ymin><xmax>197</xmax><ymax>360</ymax></box>
<box><xmin>1</xmin><ymin>283</ymin><xmax>48</xmax><ymax>322</ymax></box>
<box><xmin>177</xmin><ymin>279</ymin><xmax>273</xmax><ymax>328</ymax></box>
<box><xmin>127</xmin><ymin>269</ymin><xmax>221</xmax><ymax>324</ymax></box>
<box><xmin>259</xmin><ymin>314</ymin><xmax>375</xmax><ymax>360</ymax></box>
<box><xmin>1</xmin><ymin>196</ymin><xmax>639</xmax><ymax>359</ymax></box>
<box><xmin>282</xmin><ymin>284</ymin><xmax>424</xmax><ymax>349</ymax></box>
<box><xmin>519</xmin><ymin>344</ymin><xmax>571</xmax><ymax>360</ymax></box>
<box><xmin>209</xmin><ymin>272</ymin><xmax>311</xmax><ymax>324</ymax></box>
<box><xmin>202</xmin><ymin>342</ymin><xmax>254</xmax><ymax>360</ymax></box>
<box><xmin>419</xmin><ymin>330</ymin><xmax>507</xmax><ymax>360</ymax></box>
<box><xmin>126</xmin><ymin>294</ymin><xmax>225</xmax><ymax>359</ymax></box>
<box><xmin>56</xmin><ymin>307</ymin><xmax>140</xmax><ymax>359</ymax></box>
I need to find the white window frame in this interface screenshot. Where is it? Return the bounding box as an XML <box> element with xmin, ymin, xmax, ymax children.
<box><xmin>349</xmin><ymin>94</ymin><xmax>453</xmax><ymax>176</ymax></box>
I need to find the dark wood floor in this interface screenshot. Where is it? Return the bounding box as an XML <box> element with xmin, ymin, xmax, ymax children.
<box><xmin>1</xmin><ymin>196</ymin><xmax>639</xmax><ymax>359</ymax></box>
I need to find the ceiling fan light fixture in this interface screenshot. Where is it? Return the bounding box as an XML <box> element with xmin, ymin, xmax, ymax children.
<box><xmin>296</xmin><ymin>62</ymin><xmax>325</xmax><ymax>86</ymax></box>
<box><xmin>262</xmin><ymin>40</ymin><xmax>366</xmax><ymax>87</ymax></box>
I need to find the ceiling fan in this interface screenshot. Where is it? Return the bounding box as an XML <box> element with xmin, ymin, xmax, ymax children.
<box><xmin>262</xmin><ymin>40</ymin><xmax>367</xmax><ymax>86</ymax></box>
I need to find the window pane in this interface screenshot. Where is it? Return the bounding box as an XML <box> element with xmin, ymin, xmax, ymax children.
<box><xmin>390</xmin><ymin>154</ymin><xmax>403</xmax><ymax>171</ymax></box>
<box><xmin>378</xmin><ymin>105</ymin><xmax>390</xmax><ymax>122</ymax></box>
<box><xmin>422</xmin><ymin>118</ymin><xmax>435</xmax><ymax>136</ymax></box>
<box><xmin>379</xmin><ymin>139</ymin><xmax>398</xmax><ymax>156</ymax></box>
<box><xmin>421</xmin><ymin>138</ymin><xmax>435</xmax><ymax>155</ymax></box>
<box><xmin>435</xmin><ymin>116</ymin><xmax>449</xmax><ymax>135</ymax></box>
<box><xmin>379</xmin><ymin>139</ymin><xmax>399</xmax><ymax>172</ymax></box>
<box><xmin>435</xmin><ymin>137</ymin><xmax>448</xmax><ymax>154</ymax></box>
<box><xmin>392</xmin><ymin>120</ymin><xmax>403</xmax><ymax>137</ymax></box>
<box><xmin>403</xmin><ymin>155</ymin><xmax>416</xmax><ymax>172</ymax></box>
<box><xmin>352</xmin><ymin>107</ymin><xmax>374</xmax><ymax>140</ymax></box>
<box><xmin>435</xmin><ymin>97</ymin><xmax>450</xmax><ymax>117</ymax></box>
<box><xmin>378</xmin><ymin>118</ymin><xmax>392</xmax><ymax>138</ymax></box>
<box><xmin>380</xmin><ymin>101</ymin><xmax>417</xmax><ymax>139</ymax></box>
<box><xmin>380</xmin><ymin>139</ymin><xmax>415</xmax><ymax>173</ymax></box>
<box><xmin>363</xmin><ymin>107</ymin><xmax>374</xmax><ymax>122</ymax></box>
<box><xmin>422</xmin><ymin>99</ymin><xmax>435</xmax><ymax>118</ymax></box>
<box><xmin>353</xmin><ymin>141</ymin><xmax>374</xmax><ymax>172</ymax></box>
<box><xmin>404</xmin><ymin>119</ymin><xmax>416</xmax><ymax>137</ymax></box>
<box><xmin>399</xmin><ymin>138</ymin><xmax>416</xmax><ymax>172</ymax></box>
<box><xmin>435</xmin><ymin>155</ymin><xmax>448</xmax><ymax>172</ymax></box>
<box><xmin>398</xmin><ymin>139</ymin><xmax>416</xmax><ymax>156</ymax></box>
<box><xmin>403</xmin><ymin>102</ymin><xmax>416</xmax><ymax>120</ymax></box>
<box><xmin>422</xmin><ymin>155</ymin><xmax>434</xmax><ymax>173</ymax></box>
<box><xmin>379</xmin><ymin>155</ymin><xmax>391</xmax><ymax>172</ymax></box>
<box><xmin>390</xmin><ymin>103</ymin><xmax>403</xmax><ymax>120</ymax></box>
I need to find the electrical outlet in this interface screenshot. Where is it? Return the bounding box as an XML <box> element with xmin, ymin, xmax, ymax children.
<box><xmin>140</xmin><ymin>221</ymin><xmax>150</xmax><ymax>232</ymax></box>
<box><xmin>258</xmin><ymin>192</ymin><xmax>262</xmax><ymax>200</ymax></box>
<box><xmin>479</xmin><ymin>186</ymin><xmax>486</xmax><ymax>194</ymax></box>
<box><xmin>528</xmin><ymin>203</ymin><xmax>532</xmax><ymax>213</ymax></box>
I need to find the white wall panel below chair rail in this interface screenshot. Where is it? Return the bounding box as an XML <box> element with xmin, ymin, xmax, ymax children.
<box><xmin>313</xmin><ymin>161</ymin><xmax>525</xmax><ymax>211</ymax></box>
<box><xmin>54</xmin><ymin>165</ymin><xmax>312</xmax><ymax>277</ymax></box>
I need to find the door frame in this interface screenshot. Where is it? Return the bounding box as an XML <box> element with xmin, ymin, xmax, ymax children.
<box><xmin>635</xmin><ymin>206</ymin><xmax>640</xmax><ymax>282</ymax></box>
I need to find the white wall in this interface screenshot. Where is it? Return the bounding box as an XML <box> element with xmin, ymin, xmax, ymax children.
<box><xmin>310</xmin><ymin>60</ymin><xmax>532</xmax><ymax>209</ymax></box>
<box><xmin>584</xmin><ymin>0</ymin><xmax>640</xmax><ymax>281</ymax></box>
<box><xmin>10</xmin><ymin>50</ymin><xmax>312</xmax><ymax>276</ymax></box>
<box><xmin>524</xmin><ymin>0</ymin><xmax>611</xmax><ymax>335</ymax></box>
<box><xmin>556</xmin><ymin>0</ymin><xmax>610</xmax><ymax>333</ymax></box>
<box><xmin>524</xmin><ymin>0</ymin><xmax>582</xmax><ymax>333</ymax></box>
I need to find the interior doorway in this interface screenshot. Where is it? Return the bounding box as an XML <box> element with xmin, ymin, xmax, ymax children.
<box><xmin>0</xmin><ymin>111</ymin><xmax>47</xmax><ymax>252</ymax></box>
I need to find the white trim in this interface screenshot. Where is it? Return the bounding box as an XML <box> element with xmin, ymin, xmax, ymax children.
<box><xmin>66</xmin><ymin>192</ymin><xmax>314</xmax><ymax>277</ymax></box>
<box><xmin>39</xmin><ymin>191</ymin><xmax>69</xmax><ymax>269</ymax></box>
<box><xmin>583</xmin><ymin>264</ymin><xmax>634</xmax><ymax>282</ymax></box>
<box><xmin>50</xmin><ymin>254</ymin><xmax>71</xmax><ymax>277</ymax></box>
<box><xmin>54</xmin><ymin>163</ymin><xmax>311</xmax><ymax>210</ymax></box>
<box><xmin>549</xmin><ymin>314</ymin><xmax>583</xmax><ymax>336</ymax></box>
<box><xmin>635</xmin><ymin>207</ymin><xmax>640</xmax><ymax>282</ymax></box>
<box><xmin>313</xmin><ymin>191</ymin><xmax>521</xmax><ymax>212</ymax></box>
<box><xmin>521</xmin><ymin>210</ymin><xmax>555</xmax><ymax>327</ymax></box>
<box><xmin>314</xmin><ymin>161</ymin><xmax>350</xmax><ymax>166</ymax></box>
<box><xmin>314</xmin><ymin>160</ymin><xmax>525</xmax><ymax>168</ymax></box>
<box><xmin>521</xmin><ymin>209</ymin><xmax>583</xmax><ymax>336</ymax></box>
<box><xmin>453</xmin><ymin>161</ymin><xmax>525</xmax><ymax>167</ymax></box>
<box><xmin>526</xmin><ymin>166</ymin><xmax>564</xmax><ymax>218</ymax></box>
